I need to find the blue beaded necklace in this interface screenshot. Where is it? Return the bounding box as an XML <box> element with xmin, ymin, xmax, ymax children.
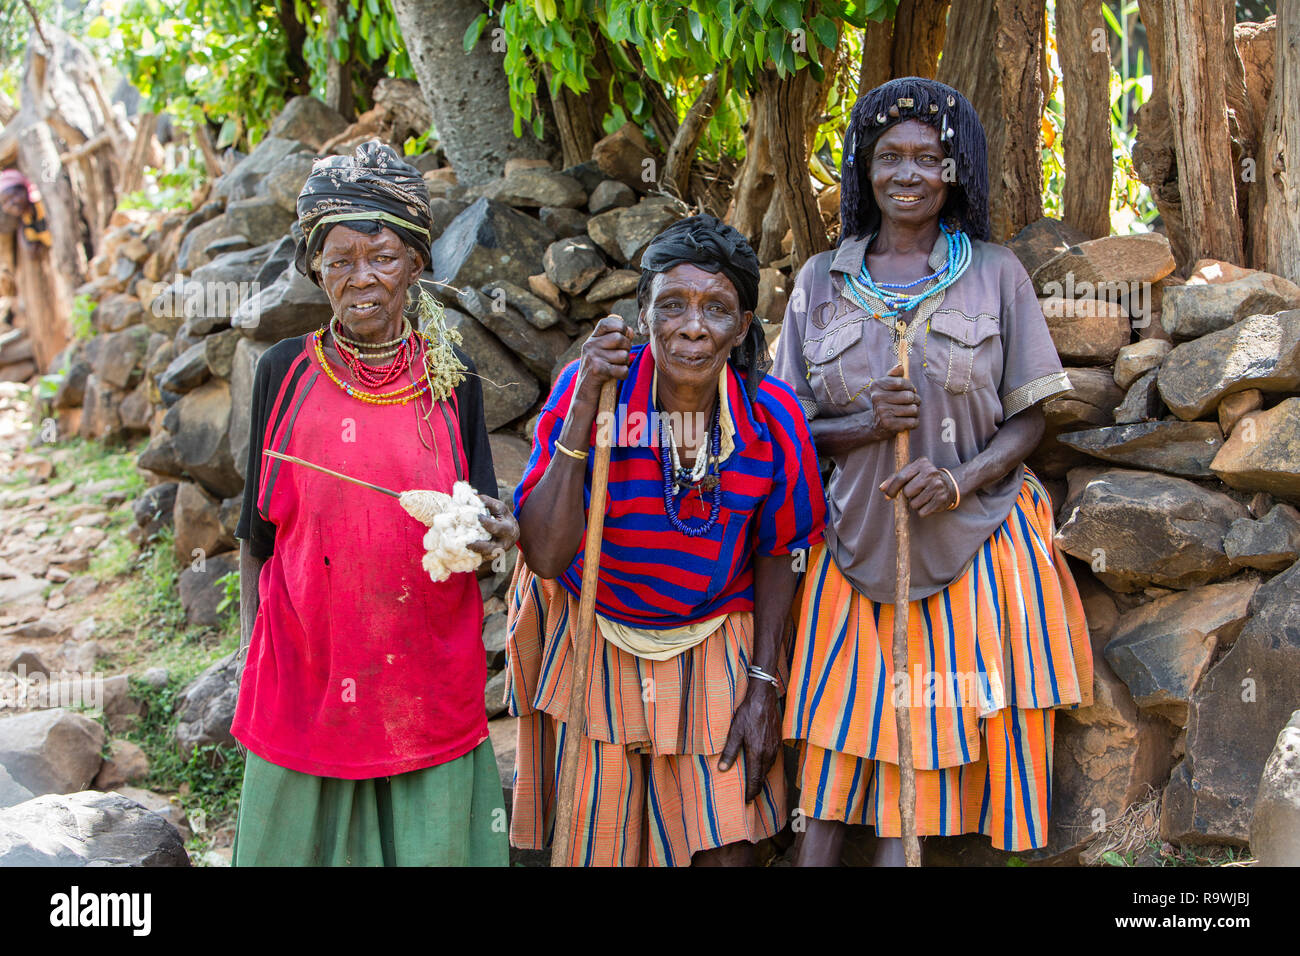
<box><xmin>659</xmin><ymin>403</ymin><xmax>723</xmax><ymax>537</ymax></box>
<box><xmin>845</xmin><ymin>222</ymin><xmax>972</xmax><ymax>321</ymax></box>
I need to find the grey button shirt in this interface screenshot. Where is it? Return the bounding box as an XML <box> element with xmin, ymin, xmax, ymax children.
<box><xmin>771</xmin><ymin>232</ymin><xmax>1071</xmax><ymax>603</ymax></box>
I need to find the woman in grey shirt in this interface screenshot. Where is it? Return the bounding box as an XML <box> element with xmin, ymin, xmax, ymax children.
<box><xmin>773</xmin><ymin>78</ymin><xmax>1093</xmax><ymax>866</ymax></box>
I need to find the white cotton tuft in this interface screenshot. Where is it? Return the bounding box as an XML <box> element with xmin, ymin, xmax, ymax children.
<box><xmin>400</xmin><ymin>481</ymin><xmax>491</xmax><ymax>582</ymax></box>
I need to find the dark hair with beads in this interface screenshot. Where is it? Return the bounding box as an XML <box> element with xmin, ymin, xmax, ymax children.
<box><xmin>839</xmin><ymin>77</ymin><xmax>990</xmax><ymax>243</ymax></box>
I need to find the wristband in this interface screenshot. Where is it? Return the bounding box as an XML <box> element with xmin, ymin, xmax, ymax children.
<box><xmin>554</xmin><ymin>440</ymin><xmax>589</xmax><ymax>461</ymax></box>
<box><xmin>939</xmin><ymin>467</ymin><xmax>960</xmax><ymax>510</ymax></box>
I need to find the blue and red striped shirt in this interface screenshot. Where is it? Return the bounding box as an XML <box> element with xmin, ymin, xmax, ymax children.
<box><xmin>515</xmin><ymin>345</ymin><xmax>826</xmax><ymax>628</ymax></box>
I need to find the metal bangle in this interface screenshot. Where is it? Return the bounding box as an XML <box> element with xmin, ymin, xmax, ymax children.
<box><xmin>747</xmin><ymin>665</ymin><xmax>779</xmax><ymax>686</ymax></box>
<box><xmin>939</xmin><ymin>467</ymin><xmax>960</xmax><ymax>510</ymax></box>
<box><xmin>554</xmin><ymin>439</ymin><xmax>589</xmax><ymax>461</ymax></box>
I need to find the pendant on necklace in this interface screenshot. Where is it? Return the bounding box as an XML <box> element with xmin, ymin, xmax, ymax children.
<box><xmin>700</xmin><ymin>474</ymin><xmax>720</xmax><ymax>492</ymax></box>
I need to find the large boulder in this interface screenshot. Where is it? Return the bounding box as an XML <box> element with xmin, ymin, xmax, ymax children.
<box><xmin>438</xmin><ymin>304</ymin><xmax>539</xmax><ymax>429</ymax></box>
<box><xmin>163</xmin><ymin>378</ymin><xmax>243</xmax><ymax>498</ymax></box>
<box><xmin>1032</xmin><ymin>232</ymin><xmax>1176</xmax><ymax>297</ymax></box>
<box><xmin>224</xmin><ymin>195</ymin><xmax>296</xmax><ymax>248</ymax></box>
<box><xmin>215</xmin><ymin>135</ymin><xmax>311</xmax><ymax>202</ymax></box>
<box><xmin>456</xmin><ymin>289</ymin><xmax>568</xmax><ymax>381</ymax></box>
<box><xmin>229</xmin><ymin>338</ymin><xmax>273</xmax><ymax>481</ymax></box>
<box><xmin>467</xmin><ymin>170</ymin><xmax>586</xmax><ymax>209</ymax></box>
<box><xmin>266</xmin><ymin>95</ymin><xmax>349</xmax><ymax>150</ymax></box>
<box><xmin>616</xmin><ymin>197</ymin><xmax>683</xmax><ymax>265</ymax></box>
<box><xmin>592</xmin><ymin>122</ymin><xmax>657</xmax><ymax>194</ymax></box>
<box><xmin>1250</xmin><ymin>709</ymin><xmax>1300</xmax><ymax>866</ymax></box>
<box><xmin>1113</xmin><ymin>339</ymin><xmax>1171</xmax><ymax>390</ymax></box>
<box><xmin>172</xmin><ymin>481</ymin><xmax>235</xmax><ymax>565</ymax></box>
<box><xmin>233</xmin><ymin>266</ymin><xmax>332</xmax><ymax>341</ymax></box>
<box><xmin>1040</xmin><ymin>296</ymin><xmax>1130</xmax><ymax>364</ymax></box>
<box><xmin>263</xmin><ymin>152</ymin><xmax>319</xmax><ymax>213</ymax></box>
<box><xmin>0</xmin><ymin>709</ymin><xmax>105</xmax><ymax>797</ymax></box>
<box><xmin>1161</xmin><ymin>560</ymin><xmax>1300</xmax><ymax>845</ymax></box>
<box><xmin>93</xmin><ymin>325</ymin><xmax>150</xmax><ymax>390</ymax></box>
<box><xmin>1055</xmin><ymin>420</ymin><xmax>1223</xmax><ymax>478</ymax></box>
<box><xmin>174</xmin><ymin>651</ymin><xmax>239</xmax><ymax>754</ymax></box>
<box><xmin>131</xmin><ymin>482</ymin><xmax>178</xmax><ymax>541</ymax></box>
<box><xmin>429</xmin><ymin>198</ymin><xmax>554</xmax><ymax>291</ymax></box>
<box><xmin>1224</xmin><ymin>504</ymin><xmax>1300</xmax><ymax>571</ymax></box>
<box><xmin>1102</xmin><ymin>578</ymin><xmax>1258</xmax><ymax>725</ymax></box>
<box><xmin>1113</xmin><ymin>369</ymin><xmax>1163</xmax><ymax>424</ymax></box>
<box><xmin>1007</xmin><ymin>216</ymin><xmax>1091</xmax><ymax>276</ymax></box>
<box><xmin>1041</xmin><ymin>368</ymin><xmax>1123</xmax><ymax>428</ymax></box>
<box><xmin>543</xmin><ymin>236</ymin><xmax>606</xmax><ymax>295</ymax></box>
<box><xmin>1209</xmin><ymin>397</ymin><xmax>1300</xmax><ymax>504</ymax></box>
<box><xmin>0</xmin><ymin>791</ymin><xmax>189</xmax><ymax>866</ymax></box>
<box><xmin>77</xmin><ymin>374</ymin><xmax>125</xmax><ymax>442</ymax></box>
<box><xmin>1054</xmin><ymin>468</ymin><xmax>1248</xmax><ymax>591</ymax></box>
<box><xmin>1160</xmin><ymin>271</ymin><xmax>1300</xmax><ymax>341</ymax></box>
<box><xmin>1157</xmin><ymin>309</ymin><xmax>1300</xmax><ymax>420</ymax></box>
<box><xmin>0</xmin><ymin>765</ymin><xmax>33</xmax><ymax>810</ymax></box>
<box><xmin>177</xmin><ymin>550</ymin><xmax>240</xmax><ymax>628</ymax></box>
<box><xmin>479</xmin><ymin>279</ymin><xmax>562</xmax><ymax>330</ymax></box>
<box><xmin>157</xmin><ymin>341</ymin><xmax>211</xmax><ymax>395</ymax></box>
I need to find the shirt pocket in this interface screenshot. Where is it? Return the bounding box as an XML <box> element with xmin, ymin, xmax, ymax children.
<box><xmin>802</xmin><ymin>320</ymin><xmax>868</xmax><ymax>410</ymax></box>
<box><xmin>922</xmin><ymin>310</ymin><xmax>1001</xmax><ymax>395</ymax></box>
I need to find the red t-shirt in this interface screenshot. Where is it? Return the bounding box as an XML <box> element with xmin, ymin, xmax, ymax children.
<box><xmin>231</xmin><ymin>336</ymin><xmax>492</xmax><ymax>778</ymax></box>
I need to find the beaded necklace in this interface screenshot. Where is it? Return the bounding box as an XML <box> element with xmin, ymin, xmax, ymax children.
<box><xmin>844</xmin><ymin>222</ymin><xmax>971</xmax><ymax>323</ymax></box>
<box><xmin>313</xmin><ymin>327</ymin><xmax>432</xmax><ymax>405</ymax></box>
<box><xmin>659</xmin><ymin>403</ymin><xmax>723</xmax><ymax>537</ymax></box>
<box><xmin>330</xmin><ymin>318</ymin><xmax>416</xmax><ymax>389</ymax></box>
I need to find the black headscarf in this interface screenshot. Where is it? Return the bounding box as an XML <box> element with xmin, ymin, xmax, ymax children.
<box><xmin>294</xmin><ymin>140</ymin><xmax>433</xmax><ymax>286</ymax></box>
<box><xmin>636</xmin><ymin>214</ymin><xmax>769</xmax><ymax>401</ymax></box>
<box><xmin>840</xmin><ymin>77</ymin><xmax>990</xmax><ymax>243</ymax></box>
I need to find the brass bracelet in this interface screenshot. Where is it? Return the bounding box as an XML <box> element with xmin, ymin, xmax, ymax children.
<box><xmin>939</xmin><ymin>467</ymin><xmax>961</xmax><ymax>510</ymax></box>
<box><xmin>554</xmin><ymin>439</ymin><xmax>589</xmax><ymax>461</ymax></box>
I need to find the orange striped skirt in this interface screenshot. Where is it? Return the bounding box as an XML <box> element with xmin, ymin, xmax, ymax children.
<box><xmin>504</xmin><ymin>564</ymin><xmax>786</xmax><ymax>866</ymax></box>
<box><xmin>784</xmin><ymin>473</ymin><xmax>1091</xmax><ymax>851</ymax></box>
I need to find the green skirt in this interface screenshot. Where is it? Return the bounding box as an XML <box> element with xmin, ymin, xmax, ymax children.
<box><xmin>231</xmin><ymin>739</ymin><xmax>508</xmax><ymax>866</ymax></box>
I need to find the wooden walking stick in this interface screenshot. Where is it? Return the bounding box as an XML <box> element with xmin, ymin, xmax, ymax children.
<box><xmin>550</xmin><ymin>379</ymin><xmax>619</xmax><ymax>867</ymax></box>
<box><xmin>892</xmin><ymin>320</ymin><xmax>922</xmax><ymax>868</ymax></box>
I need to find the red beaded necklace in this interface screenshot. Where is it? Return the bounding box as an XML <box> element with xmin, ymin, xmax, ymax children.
<box><xmin>337</xmin><ymin>334</ymin><xmax>414</xmax><ymax>388</ymax></box>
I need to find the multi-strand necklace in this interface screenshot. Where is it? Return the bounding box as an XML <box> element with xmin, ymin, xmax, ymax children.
<box><xmin>329</xmin><ymin>315</ymin><xmax>416</xmax><ymax>389</ymax></box>
<box><xmin>313</xmin><ymin>325</ymin><xmax>432</xmax><ymax>406</ymax></box>
<box><xmin>659</xmin><ymin>402</ymin><xmax>723</xmax><ymax>537</ymax></box>
<box><xmin>844</xmin><ymin>222</ymin><xmax>972</xmax><ymax>329</ymax></box>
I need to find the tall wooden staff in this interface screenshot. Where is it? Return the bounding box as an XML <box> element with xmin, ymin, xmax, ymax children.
<box><xmin>892</xmin><ymin>320</ymin><xmax>922</xmax><ymax>867</ymax></box>
<box><xmin>550</xmin><ymin>379</ymin><xmax>618</xmax><ymax>867</ymax></box>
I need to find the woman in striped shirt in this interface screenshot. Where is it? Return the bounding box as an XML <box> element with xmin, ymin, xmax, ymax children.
<box><xmin>505</xmin><ymin>215</ymin><xmax>826</xmax><ymax>866</ymax></box>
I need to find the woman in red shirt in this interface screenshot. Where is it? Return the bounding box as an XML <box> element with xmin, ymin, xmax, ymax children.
<box><xmin>230</xmin><ymin>142</ymin><xmax>518</xmax><ymax>866</ymax></box>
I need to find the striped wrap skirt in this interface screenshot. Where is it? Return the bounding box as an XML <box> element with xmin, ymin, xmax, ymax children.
<box><xmin>504</xmin><ymin>563</ymin><xmax>786</xmax><ymax>866</ymax></box>
<box><xmin>784</xmin><ymin>471</ymin><xmax>1092</xmax><ymax>851</ymax></box>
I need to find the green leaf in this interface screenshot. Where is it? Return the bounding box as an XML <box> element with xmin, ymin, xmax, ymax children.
<box><xmin>811</xmin><ymin>14</ymin><xmax>838</xmax><ymax>50</ymax></box>
<box><xmin>623</xmin><ymin>80</ymin><xmax>644</xmax><ymax>117</ymax></box>
<box><xmin>87</xmin><ymin>15</ymin><xmax>112</xmax><ymax>39</ymax></box>
<box><xmin>774</xmin><ymin>0</ymin><xmax>802</xmax><ymax>34</ymax></box>
<box><xmin>753</xmin><ymin>0</ymin><xmax>774</xmax><ymax>19</ymax></box>
<box><xmin>687</xmin><ymin>8</ymin><xmax>704</xmax><ymax>42</ymax></box>
<box><xmin>1100</xmin><ymin>850</ymin><xmax>1126</xmax><ymax>867</ymax></box>
<box><xmin>463</xmin><ymin>12</ymin><xmax>488</xmax><ymax>52</ymax></box>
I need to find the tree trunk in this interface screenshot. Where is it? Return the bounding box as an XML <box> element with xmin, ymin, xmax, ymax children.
<box><xmin>1162</xmin><ymin>0</ymin><xmax>1243</xmax><ymax>266</ymax></box>
<box><xmin>1057</xmin><ymin>0</ymin><xmax>1112</xmax><ymax>238</ymax></box>
<box><xmin>548</xmin><ymin>76</ymin><xmax>597</xmax><ymax>169</ymax></box>
<box><xmin>761</xmin><ymin>68</ymin><xmax>830</xmax><ymax>271</ymax></box>
<box><xmin>991</xmin><ymin>0</ymin><xmax>1045</xmax><ymax>242</ymax></box>
<box><xmin>858</xmin><ymin>16</ymin><xmax>895</xmax><ymax>94</ymax></box>
<box><xmin>727</xmin><ymin>86</ymin><xmax>775</xmax><ymax>244</ymax></box>
<box><xmin>937</xmin><ymin>1</ymin><xmax>1002</xmax><ymax>163</ymax></box>
<box><xmin>663</xmin><ymin>77</ymin><xmax>718</xmax><ymax>202</ymax></box>
<box><xmin>275</xmin><ymin>0</ymin><xmax>312</xmax><ymax>97</ymax></box>
<box><xmin>892</xmin><ymin>0</ymin><xmax>950</xmax><ymax>78</ymax></box>
<box><xmin>390</xmin><ymin>0</ymin><xmax>554</xmax><ymax>186</ymax></box>
<box><xmin>1133</xmin><ymin>0</ymin><xmax>1190</xmax><ymax>263</ymax></box>
<box><xmin>1262</xmin><ymin>4</ymin><xmax>1300</xmax><ymax>282</ymax></box>
<box><xmin>1235</xmin><ymin>17</ymin><xmax>1275</xmax><ymax>270</ymax></box>
<box><xmin>323</xmin><ymin>0</ymin><xmax>356</xmax><ymax>121</ymax></box>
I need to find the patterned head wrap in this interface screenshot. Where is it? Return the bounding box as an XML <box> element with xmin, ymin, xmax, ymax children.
<box><xmin>636</xmin><ymin>214</ymin><xmax>769</xmax><ymax>401</ymax></box>
<box><xmin>840</xmin><ymin>77</ymin><xmax>990</xmax><ymax>243</ymax></box>
<box><xmin>294</xmin><ymin>140</ymin><xmax>433</xmax><ymax>286</ymax></box>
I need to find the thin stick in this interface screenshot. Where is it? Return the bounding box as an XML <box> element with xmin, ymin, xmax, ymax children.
<box><xmin>262</xmin><ymin>449</ymin><xmax>402</xmax><ymax>498</ymax></box>
<box><xmin>550</xmin><ymin>379</ymin><xmax>618</xmax><ymax>867</ymax></box>
<box><xmin>893</xmin><ymin>320</ymin><xmax>922</xmax><ymax>868</ymax></box>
